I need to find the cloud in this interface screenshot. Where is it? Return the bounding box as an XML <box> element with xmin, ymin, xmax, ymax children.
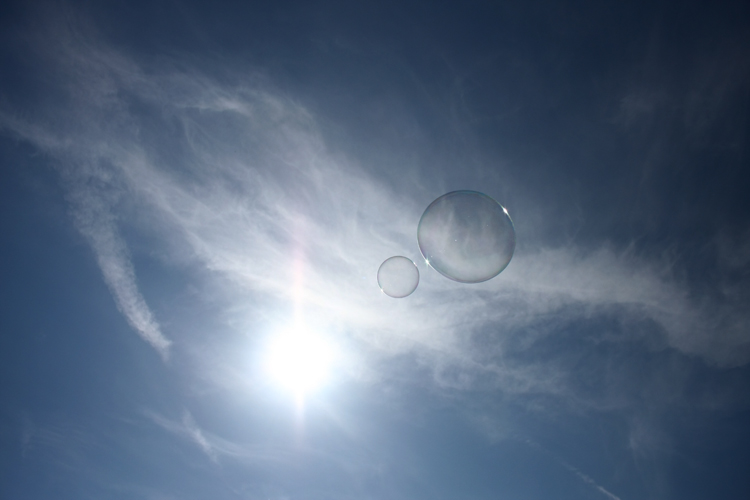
<box><xmin>145</xmin><ymin>409</ymin><xmax>218</xmax><ymax>462</ymax></box>
<box><xmin>17</xmin><ymin>416</ymin><xmax>103</xmax><ymax>487</ymax></box>
<box><xmin>144</xmin><ymin>408</ymin><xmax>317</xmax><ymax>467</ymax></box>
<box><xmin>141</xmin><ymin>406</ymin><xmax>383</xmax><ymax>498</ymax></box>
<box><xmin>523</xmin><ymin>439</ymin><xmax>622</xmax><ymax>500</ymax></box>
<box><xmin>0</xmin><ymin>115</ymin><xmax>172</xmax><ymax>360</ymax></box>
<box><xmin>1</xmin><ymin>12</ymin><xmax>748</xmax><ymax>403</ymax></box>
<box><xmin>70</xmin><ymin>185</ymin><xmax>172</xmax><ymax>359</ymax></box>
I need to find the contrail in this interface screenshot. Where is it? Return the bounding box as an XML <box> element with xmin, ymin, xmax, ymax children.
<box><xmin>524</xmin><ymin>439</ymin><xmax>622</xmax><ymax>500</ymax></box>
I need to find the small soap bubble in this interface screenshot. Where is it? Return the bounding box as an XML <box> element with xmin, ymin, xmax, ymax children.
<box><xmin>377</xmin><ymin>256</ymin><xmax>419</xmax><ymax>298</ymax></box>
<box><xmin>417</xmin><ymin>190</ymin><xmax>515</xmax><ymax>283</ymax></box>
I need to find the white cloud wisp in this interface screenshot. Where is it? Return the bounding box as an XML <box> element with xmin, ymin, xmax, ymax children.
<box><xmin>1</xmin><ymin>20</ymin><xmax>748</xmax><ymax>392</ymax></box>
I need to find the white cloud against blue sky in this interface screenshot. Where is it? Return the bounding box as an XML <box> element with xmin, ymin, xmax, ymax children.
<box><xmin>1</xmin><ymin>1</ymin><xmax>749</xmax><ymax>499</ymax></box>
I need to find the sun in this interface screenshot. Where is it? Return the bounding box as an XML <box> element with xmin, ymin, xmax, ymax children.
<box><xmin>265</xmin><ymin>327</ymin><xmax>335</xmax><ymax>396</ymax></box>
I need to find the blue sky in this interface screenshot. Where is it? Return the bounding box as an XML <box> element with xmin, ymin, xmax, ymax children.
<box><xmin>1</xmin><ymin>1</ymin><xmax>749</xmax><ymax>499</ymax></box>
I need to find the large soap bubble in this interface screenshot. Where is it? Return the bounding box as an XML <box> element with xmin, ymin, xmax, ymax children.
<box><xmin>377</xmin><ymin>256</ymin><xmax>419</xmax><ymax>298</ymax></box>
<box><xmin>417</xmin><ymin>191</ymin><xmax>515</xmax><ymax>283</ymax></box>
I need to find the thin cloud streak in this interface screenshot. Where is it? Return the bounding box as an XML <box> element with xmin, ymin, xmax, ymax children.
<box><xmin>0</xmin><ymin>116</ymin><xmax>172</xmax><ymax>359</ymax></box>
<box><xmin>71</xmin><ymin>187</ymin><xmax>172</xmax><ymax>359</ymax></box>
<box><xmin>524</xmin><ymin>439</ymin><xmax>622</xmax><ymax>500</ymax></box>
<box><xmin>146</xmin><ymin>409</ymin><xmax>217</xmax><ymax>462</ymax></box>
<box><xmin>573</xmin><ymin>469</ymin><xmax>622</xmax><ymax>500</ymax></box>
<box><xmin>142</xmin><ymin>407</ymin><xmax>380</xmax><ymax>486</ymax></box>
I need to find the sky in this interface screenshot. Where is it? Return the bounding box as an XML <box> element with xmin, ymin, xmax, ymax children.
<box><xmin>1</xmin><ymin>0</ymin><xmax>749</xmax><ymax>499</ymax></box>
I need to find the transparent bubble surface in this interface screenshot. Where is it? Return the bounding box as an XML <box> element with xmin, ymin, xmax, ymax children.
<box><xmin>377</xmin><ymin>256</ymin><xmax>420</xmax><ymax>298</ymax></box>
<box><xmin>418</xmin><ymin>190</ymin><xmax>516</xmax><ymax>283</ymax></box>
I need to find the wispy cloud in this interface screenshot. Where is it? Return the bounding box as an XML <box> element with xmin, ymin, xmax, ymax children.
<box><xmin>1</xmin><ymin>12</ymin><xmax>748</xmax><ymax>396</ymax></box>
<box><xmin>72</xmin><ymin>186</ymin><xmax>172</xmax><ymax>359</ymax></box>
<box><xmin>141</xmin><ymin>406</ymin><xmax>381</xmax><ymax>494</ymax></box>
<box><xmin>524</xmin><ymin>439</ymin><xmax>622</xmax><ymax>500</ymax></box>
<box><xmin>145</xmin><ymin>409</ymin><xmax>218</xmax><ymax>462</ymax></box>
<box><xmin>0</xmin><ymin>115</ymin><xmax>172</xmax><ymax>360</ymax></box>
<box><xmin>144</xmin><ymin>408</ymin><xmax>304</xmax><ymax>466</ymax></box>
<box><xmin>571</xmin><ymin>468</ymin><xmax>622</xmax><ymax>500</ymax></box>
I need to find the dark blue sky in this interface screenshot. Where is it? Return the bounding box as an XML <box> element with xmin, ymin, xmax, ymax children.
<box><xmin>1</xmin><ymin>1</ymin><xmax>749</xmax><ymax>499</ymax></box>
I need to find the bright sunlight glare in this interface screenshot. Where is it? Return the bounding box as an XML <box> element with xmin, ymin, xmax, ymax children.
<box><xmin>265</xmin><ymin>328</ymin><xmax>335</xmax><ymax>396</ymax></box>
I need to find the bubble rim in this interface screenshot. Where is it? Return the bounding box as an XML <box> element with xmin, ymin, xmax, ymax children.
<box><xmin>417</xmin><ymin>190</ymin><xmax>516</xmax><ymax>284</ymax></box>
<box><xmin>377</xmin><ymin>255</ymin><xmax>420</xmax><ymax>298</ymax></box>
